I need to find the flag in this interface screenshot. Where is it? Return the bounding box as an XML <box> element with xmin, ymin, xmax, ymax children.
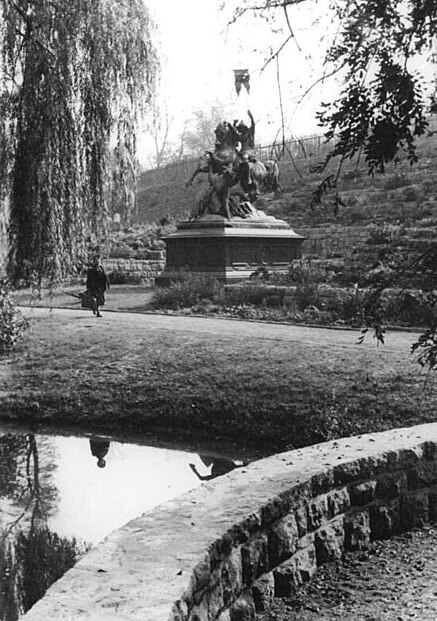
<box><xmin>233</xmin><ymin>69</ymin><xmax>250</xmax><ymax>95</ymax></box>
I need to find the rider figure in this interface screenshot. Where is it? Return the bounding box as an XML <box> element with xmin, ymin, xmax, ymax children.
<box><xmin>232</xmin><ymin>110</ymin><xmax>255</xmax><ymax>158</ymax></box>
<box><xmin>231</xmin><ymin>111</ymin><xmax>258</xmax><ymax>197</ymax></box>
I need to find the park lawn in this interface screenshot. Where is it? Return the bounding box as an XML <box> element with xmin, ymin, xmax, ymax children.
<box><xmin>0</xmin><ymin>309</ymin><xmax>436</xmax><ymax>455</ymax></box>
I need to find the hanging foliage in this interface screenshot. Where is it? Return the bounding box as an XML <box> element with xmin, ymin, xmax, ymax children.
<box><xmin>224</xmin><ymin>0</ymin><xmax>437</xmax><ymax>176</ymax></box>
<box><xmin>0</xmin><ymin>0</ymin><xmax>159</xmax><ymax>286</ymax></box>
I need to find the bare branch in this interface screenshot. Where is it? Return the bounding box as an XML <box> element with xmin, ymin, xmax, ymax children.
<box><xmin>261</xmin><ymin>33</ymin><xmax>293</xmax><ymax>72</ymax></box>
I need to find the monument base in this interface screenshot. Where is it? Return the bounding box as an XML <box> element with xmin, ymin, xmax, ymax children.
<box><xmin>156</xmin><ymin>214</ymin><xmax>305</xmax><ymax>286</ymax></box>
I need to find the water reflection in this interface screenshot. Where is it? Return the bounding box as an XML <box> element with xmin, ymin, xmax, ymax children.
<box><xmin>189</xmin><ymin>455</ymin><xmax>247</xmax><ymax>481</ymax></box>
<box><xmin>89</xmin><ymin>438</ymin><xmax>110</xmax><ymax>468</ymax></box>
<box><xmin>0</xmin><ymin>433</ymin><xmax>88</xmax><ymax>620</ymax></box>
<box><xmin>0</xmin><ymin>429</ymin><xmax>248</xmax><ymax>620</ymax></box>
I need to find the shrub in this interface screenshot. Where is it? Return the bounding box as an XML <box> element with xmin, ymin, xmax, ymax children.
<box><xmin>334</xmin><ymin>286</ymin><xmax>367</xmax><ymax>325</ymax></box>
<box><xmin>366</xmin><ymin>222</ymin><xmax>407</xmax><ymax>246</ymax></box>
<box><xmin>294</xmin><ymin>283</ymin><xmax>322</xmax><ymax>311</ymax></box>
<box><xmin>0</xmin><ymin>282</ymin><xmax>29</xmax><ymax>352</ymax></box>
<box><xmin>401</xmin><ymin>186</ymin><xmax>419</xmax><ymax>202</ymax></box>
<box><xmin>223</xmin><ymin>285</ymin><xmax>268</xmax><ymax>307</ymax></box>
<box><xmin>108</xmin><ymin>270</ymin><xmax>143</xmax><ymax>285</ymax></box>
<box><xmin>271</xmin><ymin>259</ymin><xmax>328</xmax><ymax>287</ymax></box>
<box><xmin>109</xmin><ymin>241</ymin><xmax>135</xmax><ymax>259</ymax></box>
<box><xmin>153</xmin><ymin>272</ymin><xmax>223</xmax><ymax>309</ymax></box>
<box><xmin>383</xmin><ymin>290</ymin><xmax>437</xmax><ymax>326</ymax></box>
<box><xmin>383</xmin><ymin>173</ymin><xmax>410</xmax><ymax>190</ymax></box>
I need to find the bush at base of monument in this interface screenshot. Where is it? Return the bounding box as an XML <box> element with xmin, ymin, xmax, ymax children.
<box><xmin>152</xmin><ymin>272</ymin><xmax>223</xmax><ymax>310</ymax></box>
<box><xmin>0</xmin><ymin>282</ymin><xmax>29</xmax><ymax>352</ymax></box>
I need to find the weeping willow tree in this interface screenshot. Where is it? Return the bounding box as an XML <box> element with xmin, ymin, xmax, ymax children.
<box><xmin>0</xmin><ymin>0</ymin><xmax>158</xmax><ymax>286</ymax></box>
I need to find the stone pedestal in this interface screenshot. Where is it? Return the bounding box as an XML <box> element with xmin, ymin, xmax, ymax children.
<box><xmin>155</xmin><ymin>214</ymin><xmax>305</xmax><ymax>285</ymax></box>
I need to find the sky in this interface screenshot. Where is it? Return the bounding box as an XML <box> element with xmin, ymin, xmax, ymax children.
<box><xmin>139</xmin><ymin>0</ymin><xmax>340</xmax><ymax>166</ymax></box>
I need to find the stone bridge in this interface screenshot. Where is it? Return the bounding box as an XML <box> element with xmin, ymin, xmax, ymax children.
<box><xmin>22</xmin><ymin>422</ymin><xmax>437</xmax><ymax>620</ymax></box>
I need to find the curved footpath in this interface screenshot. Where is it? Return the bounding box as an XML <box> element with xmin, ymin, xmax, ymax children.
<box><xmin>20</xmin><ymin>305</ymin><xmax>419</xmax><ymax>352</ymax></box>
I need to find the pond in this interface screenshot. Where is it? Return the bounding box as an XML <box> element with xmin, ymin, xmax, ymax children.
<box><xmin>0</xmin><ymin>427</ymin><xmax>252</xmax><ymax>620</ymax></box>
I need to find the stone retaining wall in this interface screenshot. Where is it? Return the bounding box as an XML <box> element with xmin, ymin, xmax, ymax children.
<box><xmin>21</xmin><ymin>423</ymin><xmax>437</xmax><ymax>621</ymax></box>
<box><xmin>297</xmin><ymin>225</ymin><xmax>371</xmax><ymax>259</ymax></box>
<box><xmin>103</xmin><ymin>257</ymin><xmax>165</xmax><ymax>283</ymax></box>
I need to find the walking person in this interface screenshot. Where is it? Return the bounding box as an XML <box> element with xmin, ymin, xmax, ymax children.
<box><xmin>85</xmin><ymin>254</ymin><xmax>109</xmax><ymax>317</ymax></box>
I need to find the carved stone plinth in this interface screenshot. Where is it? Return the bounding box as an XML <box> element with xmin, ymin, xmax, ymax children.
<box><xmin>155</xmin><ymin>214</ymin><xmax>305</xmax><ymax>285</ymax></box>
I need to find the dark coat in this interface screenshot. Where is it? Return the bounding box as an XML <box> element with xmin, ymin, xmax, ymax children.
<box><xmin>86</xmin><ymin>265</ymin><xmax>109</xmax><ymax>306</ymax></box>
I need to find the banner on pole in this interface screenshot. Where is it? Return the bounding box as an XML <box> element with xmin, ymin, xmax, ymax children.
<box><xmin>233</xmin><ymin>69</ymin><xmax>250</xmax><ymax>95</ymax></box>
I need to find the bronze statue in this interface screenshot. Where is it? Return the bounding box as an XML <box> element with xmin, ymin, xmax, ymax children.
<box><xmin>186</xmin><ymin>111</ymin><xmax>281</xmax><ymax>220</ymax></box>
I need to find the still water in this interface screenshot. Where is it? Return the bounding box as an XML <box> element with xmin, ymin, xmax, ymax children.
<box><xmin>0</xmin><ymin>429</ymin><xmax>248</xmax><ymax>620</ymax></box>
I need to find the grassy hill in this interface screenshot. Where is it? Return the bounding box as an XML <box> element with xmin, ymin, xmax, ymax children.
<box><xmin>135</xmin><ymin>130</ymin><xmax>437</xmax><ymax>232</ymax></box>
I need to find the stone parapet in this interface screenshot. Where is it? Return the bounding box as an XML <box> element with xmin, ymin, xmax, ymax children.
<box><xmin>21</xmin><ymin>423</ymin><xmax>437</xmax><ymax>621</ymax></box>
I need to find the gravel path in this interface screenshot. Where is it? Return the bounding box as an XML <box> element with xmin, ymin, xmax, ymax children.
<box><xmin>260</xmin><ymin>525</ymin><xmax>437</xmax><ymax>620</ymax></box>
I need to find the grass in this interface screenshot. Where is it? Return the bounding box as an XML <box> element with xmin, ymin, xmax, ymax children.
<box><xmin>1</xmin><ymin>306</ymin><xmax>435</xmax><ymax>456</ymax></box>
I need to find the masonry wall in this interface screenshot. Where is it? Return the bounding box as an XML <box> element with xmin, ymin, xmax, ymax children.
<box><xmin>21</xmin><ymin>423</ymin><xmax>437</xmax><ymax>621</ymax></box>
<box><xmin>103</xmin><ymin>257</ymin><xmax>165</xmax><ymax>283</ymax></box>
<box><xmin>298</xmin><ymin>225</ymin><xmax>371</xmax><ymax>259</ymax></box>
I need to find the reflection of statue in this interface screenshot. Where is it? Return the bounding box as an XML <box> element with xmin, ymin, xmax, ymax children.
<box><xmin>186</xmin><ymin>110</ymin><xmax>281</xmax><ymax>219</ymax></box>
<box><xmin>89</xmin><ymin>439</ymin><xmax>110</xmax><ymax>468</ymax></box>
<box><xmin>189</xmin><ymin>456</ymin><xmax>246</xmax><ymax>481</ymax></box>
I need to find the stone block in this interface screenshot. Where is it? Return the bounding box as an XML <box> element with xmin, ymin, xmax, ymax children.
<box><xmin>187</xmin><ymin>597</ymin><xmax>209</xmax><ymax>621</ymax></box>
<box><xmin>227</xmin><ymin>593</ymin><xmax>256</xmax><ymax>621</ymax></box>
<box><xmin>241</xmin><ymin>533</ymin><xmax>269</xmax><ymax>585</ymax></box>
<box><xmin>349</xmin><ymin>480</ymin><xmax>377</xmax><ymax>506</ymax></box>
<box><xmin>307</xmin><ymin>496</ymin><xmax>329</xmax><ymax>530</ymax></box>
<box><xmin>401</xmin><ymin>490</ymin><xmax>429</xmax><ymax>529</ymax></box>
<box><xmin>375</xmin><ymin>472</ymin><xmax>408</xmax><ymax>500</ymax></box>
<box><xmin>359</xmin><ymin>451</ymin><xmax>400</xmax><ymax>478</ymax></box>
<box><xmin>369</xmin><ymin>499</ymin><xmax>401</xmax><ymax>539</ymax></box>
<box><xmin>252</xmin><ymin>573</ymin><xmax>275</xmax><ymax>612</ymax></box>
<box><xmin>221</xmin><ymin>548</ymin><xmax>243</xmax><ymax>609</ymax></box>
<box><xmin>260</xmin><ymin>494</ymin><xmax>291</xmax><ymax>527</ymax></box>
<box><xmin>407</xmin><ymin>461</ymin><xmax>437</xmax><ymax>490</ymax></box>
<box><xmin>314</xmin><ymin>517</ymin><xmax>345</xmax><ymax>565</ymax></box>
<box><xmin>206</xmin><ymin>579</ymin><xmax>224</xmax><ymax>620</ymax></box>
<box><xmin>424</xmin><ymin>441</ymin><xmax>437</xmax><ymax>461</ymax></box>
<box><xmin>344</xmin><ymin>509</ymin><xmax>371</xmax><ymax>551</ymax></box>
<box><xmin>311</xmin><ymin>470</ymin><xmax>335</xmax><ymax>495</ymax></box>
<box><xmin>273</xmin><ymin>557</ymin><xmax>301</xmax><ymax>597</ymax></box>
<box><xmin>294</xmin><ymin>544</ymin><xmax>317</xmax><ymax>582</ymax></box>
<box><xmin>189</xmin><ymin>554</ymin><xmax>211</xmax><ymax>606</ymax></box>
<box><xmin>333</xmin><ymin>460</ymin><xmax>361</xmax><ymax>486</ymax></box>
<box><xmin>209</xmin><ymin>534</ymin><xmax>233</xmax><ymax>569</ymax></box>
<box><xmin>327</xmin><ymin>488</ymin><xmax>350</xmax><ymax>518</ymax></box>
<box><xmin>227</xmin><ymin>512</ymin><xmax>262</xmax><ymax>545</ymax></box>
<box><xmin>267</xmin><ymin>513</ymin><xmax>299</xmax><ymax>566</ymax></box>
<box><xmin>294</xmin><ymin>506</ymin><xmax>308</xmax><ymax>537</ymax></box>
<box><xmin>397</xmin><ymin>446</ymin><xmax>425</xmax><ymax>468</ymax></box>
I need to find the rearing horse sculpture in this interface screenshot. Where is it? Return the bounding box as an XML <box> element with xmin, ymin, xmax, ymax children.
<box><xmin>186</xmin><ymin>112</ymin><xmax>282</xmax><ymax>217</ymax></box>
<box><xmin>186</xmin><ymin>121</ymin><xmax>238</xmax><ymax>187</ymax></box>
